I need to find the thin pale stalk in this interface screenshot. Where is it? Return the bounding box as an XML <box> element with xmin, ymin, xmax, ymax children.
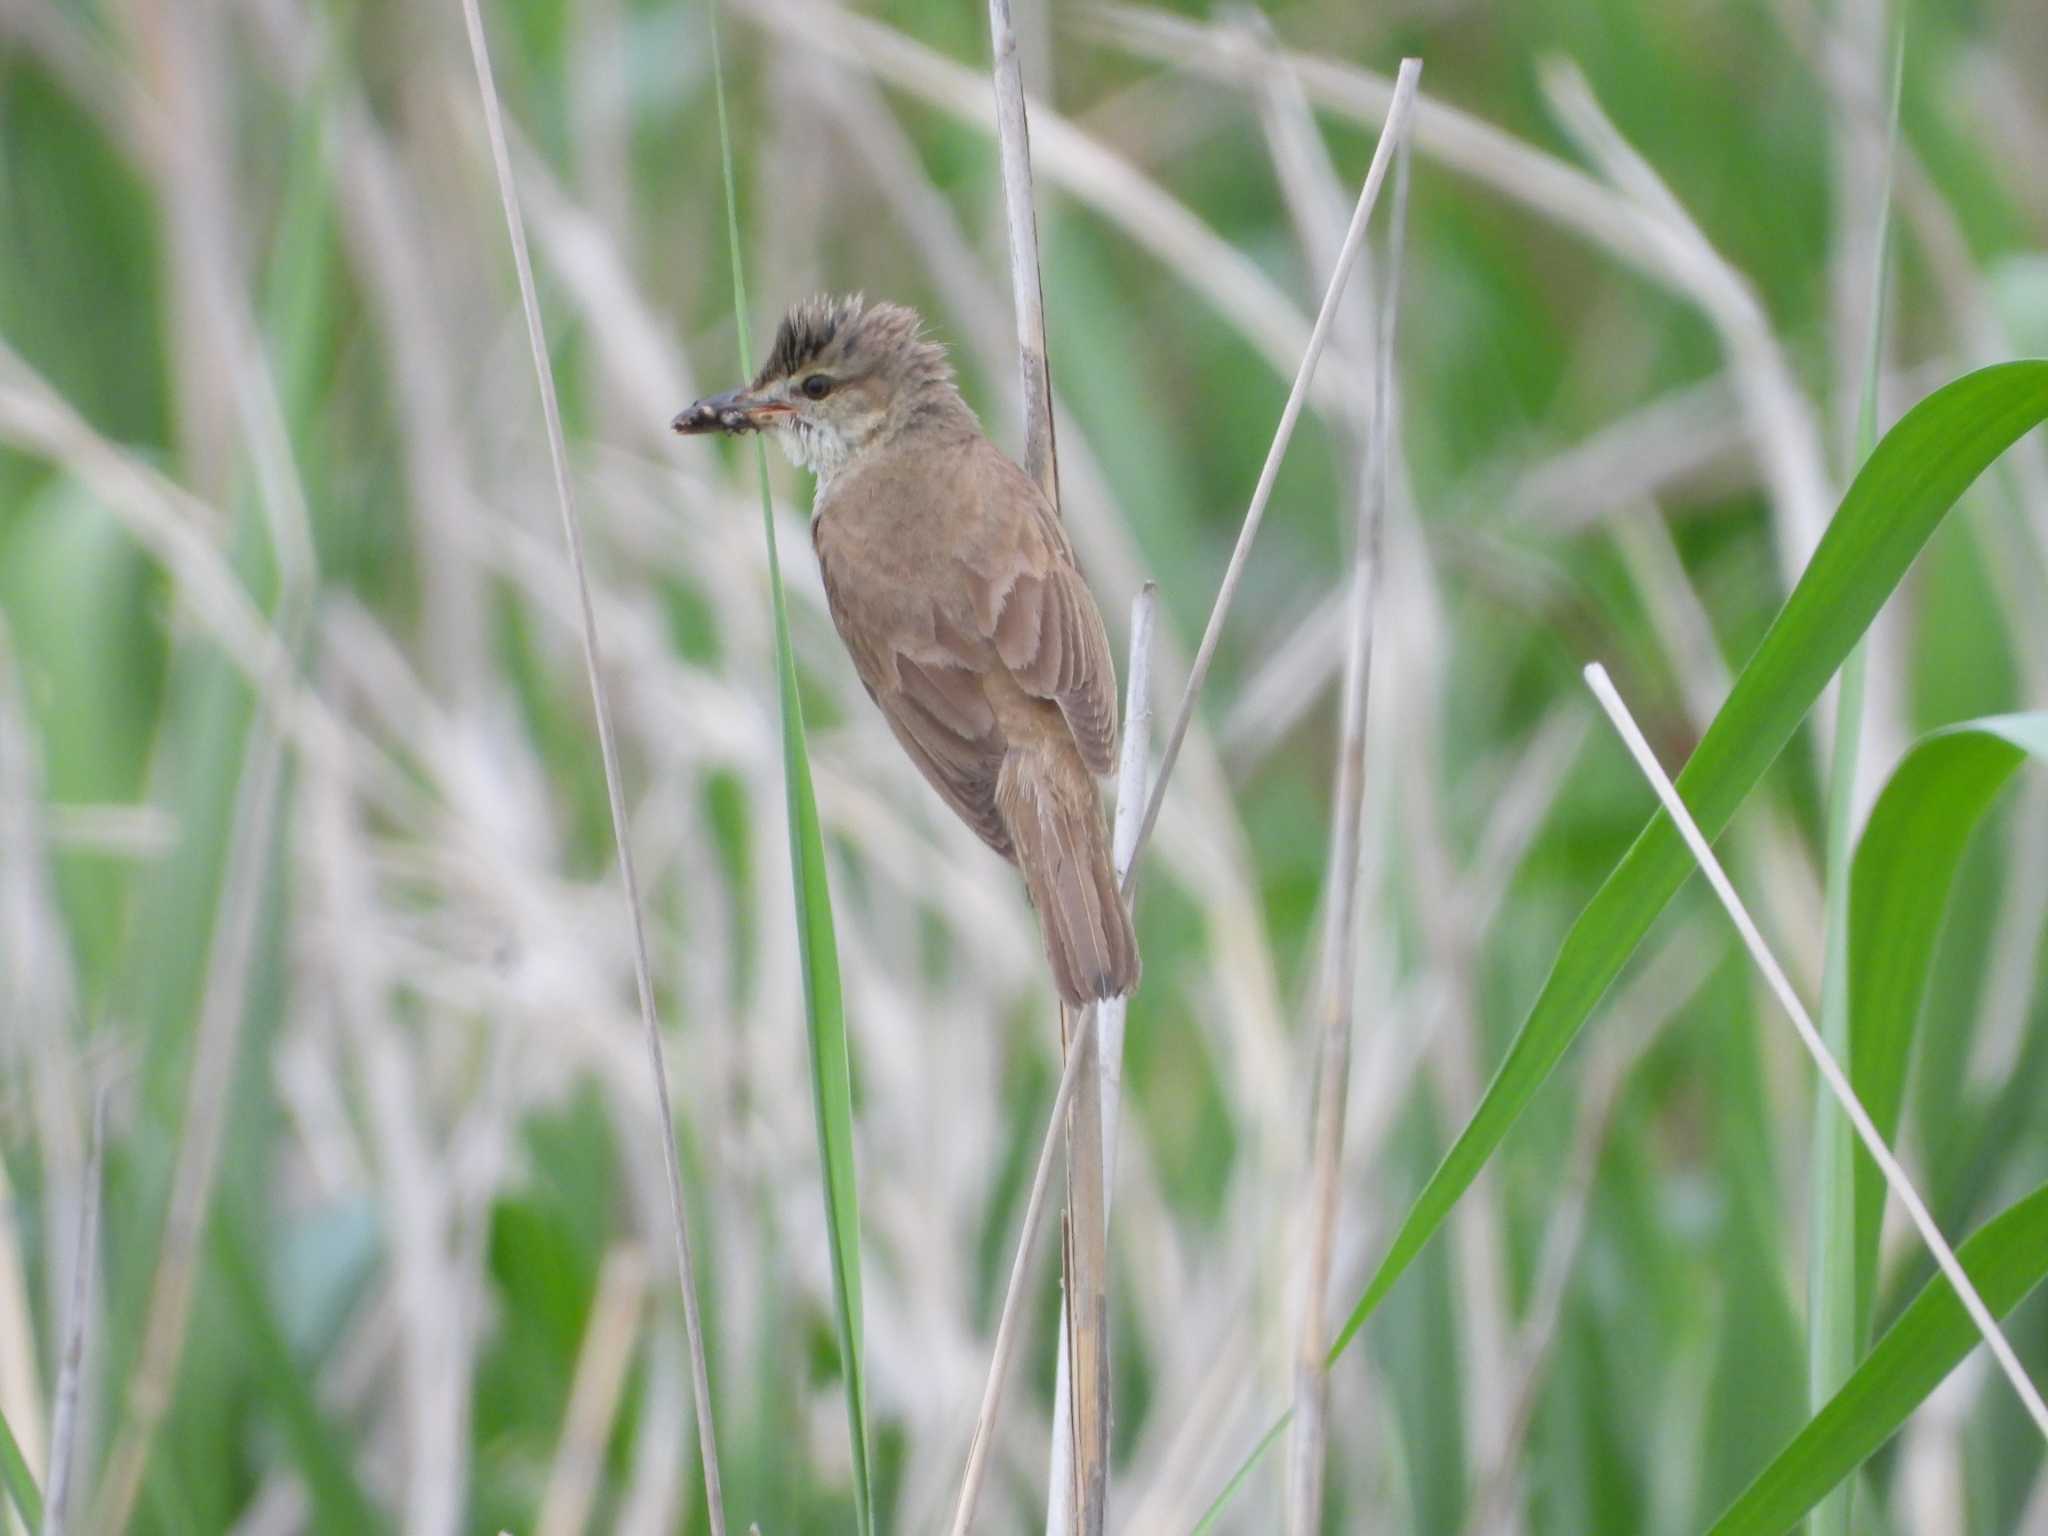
<box><xmin>949</xmin><ymin>1008</ymin><xmax>1099</xmax><ymax>1536</ymax></box>
<box><xmin>1100</xmin><ymin>585</ymin><xmax>1157</xmax><ymax>1178</ymax></box>
<box><xmin>747</xmin><ymin>0</ymin><xmax>1333</xmax><ymax>402</ymax></box>
<box><xmin>1046</xmin><ymin>586</ymin><xmax>1157</xmax><ymax>1536</ymax></box>
<box><xmin>986</xmin><ymin>0</ymin><xmax>1059</xmax><ymax>502</ymax></box>
<box><xmin>1122</xmin><ymin>60</ymin><xmax>1422</xmax><ymax>894</ymax></box>
<box><xmin>1539</xmin><ymin>60</ymin><xmax>1834</xmax><ymax>672</ymax></box>
<box><xmin>1083</xmin><ymin>7</ymin><xmax>1667</xmax><ymax>280</ymax></box>
<box><xmin>536</xmin><ymin>1247</ymin><xmax>649</xmax><ymax>1536</ymax></box>
<box><xmin>1057</xmin><ymin>1002</ymin><xmax>1111</xmax><ymax>1536</ymax></box>
<box><xmin>1286</xmin><ymin>88</ymin><xmax>1414</xmax><ymax>1536</ymax></box>
<box><xmin>980</xmin><ymin>3</ymin><xmax>1109</xmax><ymax>1524</ymax></box>
<box><xmin>1583</xmin><ymin>663</ymin><xmax>2048</xmax><ymax>1441</ymax></box>
<box><xmin>41</xmin><ymin>1090</ymin><xmax>103</xmax><ymax>1536</ymax></box>
<box><xmin>453</xmin><ymin>4</ymin><xmax>725</xmax><ymax>1528</ymax></box>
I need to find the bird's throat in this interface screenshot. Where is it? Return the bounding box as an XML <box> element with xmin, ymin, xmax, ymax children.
<box><xmin>775</xmin><ymin>416</ymin><xmax>854</xmax><ymax>481</ymax></box>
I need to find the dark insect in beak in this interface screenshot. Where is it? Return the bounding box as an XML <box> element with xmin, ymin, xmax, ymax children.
<box><xmin>671</xmin><ymin>388</ymin><xmax>790</xmax><ymax>436</ymax></box>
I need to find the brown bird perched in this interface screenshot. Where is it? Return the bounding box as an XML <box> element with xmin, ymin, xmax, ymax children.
<box><xmin>674</xmin><ymin>295</ymin><xmax>1139</xmax><ymax>1005</ymax></box>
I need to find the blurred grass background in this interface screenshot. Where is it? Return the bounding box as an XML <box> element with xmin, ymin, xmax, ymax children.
<box><xmin>2</xmin><ymin>0</ymin><xmax>2046</xmax><ymax>1531</ymax></box>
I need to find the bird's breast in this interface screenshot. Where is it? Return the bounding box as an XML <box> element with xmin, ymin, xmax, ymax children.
<box><xmin>816</xmin><ymin>463</ymin><xmax>990</xmax><ymax>626</ymax></box>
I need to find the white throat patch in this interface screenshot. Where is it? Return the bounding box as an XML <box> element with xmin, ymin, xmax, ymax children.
<box><xmin>775</xmin><ymin>417</ymin><xmax>852</xmax><ymax>481</ymax></box>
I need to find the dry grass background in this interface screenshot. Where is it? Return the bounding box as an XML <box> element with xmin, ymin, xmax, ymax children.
<box><xmin>1</xmin><ymin>0</ymin><xmax>2047</xmax><ymax>1531</ymax></box>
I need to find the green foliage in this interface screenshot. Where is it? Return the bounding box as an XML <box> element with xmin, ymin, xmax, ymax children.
<box><xmin>1</xmin><ymin>4</ymin><xmax>2044</xmax><ymax>1532</ymax></box>
<box><xmin>1850</xmin><ymin>715</ymin><xmax>2048</xmax><ymax>1338</ymax></box>
<box><xmin>705</xmin><ymin>0</ymin><xmax>874</xmax><ymax>1527</ymax></box>
<box><xmin>1198</xmin><ymin>363</ymin><xmax>2048</xmax><ymax>1529</ymax></box>
<box><xmin>1333</xmin><ymin>363</ymin><xmax>2048</xmax><ymax>1361</ymax></box>
<box><xmin>1704</xmin><ymin>1183</ymin><xmax>2048</xmax><ymax>1535</ymax></box>
<box><xmin>0</xmin><ymin>1403</ymin><xmax>41</xmax><ymax>1531</ymax></box>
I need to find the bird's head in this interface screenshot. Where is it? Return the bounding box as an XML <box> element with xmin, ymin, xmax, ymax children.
<box><xmin>671</xmin><ymin>294</ymin><xmax>960</xmax><ymax>480</ymax></box>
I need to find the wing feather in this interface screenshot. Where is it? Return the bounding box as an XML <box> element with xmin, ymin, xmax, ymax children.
<box><xmin>818</xmin><ymin>528</ymin><xmax>1012</xmax><ymax>855</ymax></box>
<box><xmin>881</xmin><ymin>680</ymin><xmax>1011</xmax><ymax>855</ymax></box>
<box><xmin>992</xmin><ymin>561</ymin><xmax>1119</xmax><ymax>776</ymax></box>
<box><xmin>813</xmin><ymin>437</ymin><xmax>1122</xmax><ymax>867</ymax></box>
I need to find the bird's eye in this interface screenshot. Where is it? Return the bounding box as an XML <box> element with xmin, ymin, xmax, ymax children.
<box><xmin>801</xmin><ymin>374</ymin><xmax>833</xmax><ymax>400</ymax></box>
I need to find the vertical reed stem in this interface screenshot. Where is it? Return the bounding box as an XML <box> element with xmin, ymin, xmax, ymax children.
<box><xmin>1286</xmin><ymin>69</ymin><xmax>1415</xmax><ymax>1535</ymax></box>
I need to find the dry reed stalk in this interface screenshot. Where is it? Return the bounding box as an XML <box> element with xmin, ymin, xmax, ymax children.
<box><xmin>745</xmin><ymin>0</ymin><xmax>1350</xmax><ymax>411</ymax></box>
<box><xmin>1498</xmin><ymin>373</ymin><xmax>1747</xmax><ymax>533</ymax></box>
<box><xmin>1608</xmin><ymin>506</ymin><xmax>1826</xmax><ymax>992</ymax></box>
<box><xmin>1122</xmin><ymin>58</ymin><xmax>1421</xmax><ymax>896</ymax></box>
<box><xmin>1055</xmin><ymin>1016</ymin><xmax>1111</xmax><ymax>1536</ymax></box>
<box><xmin>948</xmin><ymin>1007</ymin><xmax>1099</xmax><ymax>1535</ymax></box>
<box><xmin>1042</xmin><ymin>60</ymin><xmax>1417</xmax><ymax>1531</ymax></box>
<box><xmin>1045</xmin><ymin>585</ymin><xmax>1157</xmax><ymax>1536</ymax></box>
<box><xmin>1286</xmin><ymin>69</ymin><xmax>1415</xmax><ymax>1535</ymax></box>
<box><xmin>0</xmin><ymin>345</ymin><xmax>423</xmax><ymax>825</ymax></box>
<box><xmin>988</xmin><ymin>0</ymin><xmax>1060</xmax><ymax>503</ymax></box>
<box><xmin>41</xmin><ymin>1089</ymin><xmax>104</xmax><ymax>1536</ymax></box>
<box><xmin>1085</xmin><ymin>7</ymin><xmax>1670</xmax><ymax>279</ymax></box>
<box><xmin>1115</xmin><ymin>697</ymin><xmax>1589</xmax><ymax>1532</ymax></box>
<box><xmin>981</xmin><ymin>0</ymin><xmax>1111</xmax><ymax>1524</ymax></box>
<box><xmin>1537</xmin><ymin>62</ymin><xmax>1832</xmax><ymax>613</ymax></box>
<box><xmin>447</xmin><ymin>24</ymin><xmax>1300</xmax><ymax>1268</ymax></box>
<box><xmin>2020</xmin><ymin>1462</ymin><xmax>2048</xmax><ymax>1536</ymax></box>
<box><xmin>1584</xmin><ymin>663</ymin><xmax>2048</xmax><ymax>1440</ymax></box>
<box><xmin>453</xmin><ymin>2</ymin><xmax>727</xmax><ymax>1528</ymax></box>
<box><xmin>537</xmin><ymin>1246</ymin><xmax>650</xmax><ymax>1536</ymax></box>
<box><xmin>0</xmin><ymin>624</ymin><xmax>73</xmax><ymax>1511</ymax></box>
<box><xmin>1096</xmin><ymin>6</ymin><xmax>1836</xmax><ymax>589</ymax></box>
<box><xmin>1772</xmin><ymin>0</ymin><xmax>2048</xmax><ymax>1102</ymax></box>
<box><xmin>804</xmin><ymin>57</ymin><xmax>1298</xmax><ymax>1107</ymax></box>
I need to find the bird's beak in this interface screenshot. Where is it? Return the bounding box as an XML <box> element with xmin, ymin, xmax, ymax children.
<box><xmin>670</xmin><ymin>387</ymin><xmax>793</xmax><ymax>436</ymax></box>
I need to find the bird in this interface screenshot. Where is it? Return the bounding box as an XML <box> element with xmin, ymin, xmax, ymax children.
<box><xmin>673</xmin><ymin>294</ymin><xmax>1139</xmax><ymax>1007</ymax></box>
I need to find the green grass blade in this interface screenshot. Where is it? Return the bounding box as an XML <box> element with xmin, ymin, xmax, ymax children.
<box><xmin>1805</xmin><ymin>641</ymin><xmax>1862</xmax><ymax>1536</ymax></box>
<box><xmin>1810</xmin><ymin>34</ymin><xmax>1902</xmax><ymax>1535</ymax></box>
<box><xmin>1849</xmin><ymin>712</ymin><xmax>2048</xmax><ymax>1339</ymax></box>
<box><xmin>1190</xmin><ymin>1411</ymin><xmax>1291</xmax><ymax>1536</ymax></box>
<box><xmin>701</xmin><ymin>6</ymin><xmax>872</xmax><ymax>1529</ymax></box>
<box><xmin>213</xmin><ymin>1211</ymin><xmax>386</xmax><ymax>1535</ymax></box>
<box><xmin>1328</xmin><ymin>362</ymin><xmax>2048</xmax><ymax>1363</ymax></box>
<box><xmin>1190</xmin><ymin>361</ymin><xmax>2048</xmax><ymax>1531</ymax></box>
<box><xmin>0</xmin><ymin>1399</ymin><xmax>42</xmax><ymax>1530</ymax></box>
<box><xmin>1702</xmin><ymin>1181</ymin><xmax>2048</xmax><ymax>1535</ymax></box>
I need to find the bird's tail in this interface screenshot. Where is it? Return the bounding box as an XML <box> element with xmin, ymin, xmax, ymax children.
<box><xmin>998</xmin><ymin>744</ymin><xmax>1140</xmax><ymax>1006</ymax></box>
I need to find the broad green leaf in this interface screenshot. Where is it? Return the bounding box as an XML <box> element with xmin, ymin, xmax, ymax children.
<box><xmin>1193</xmin><ymin>362</ymin><xmax>2048</xmax><ymax>1529</ymax></box>
<box><xmin>705</xmin><ymin>7</ymin><xmax>872</xmax><ymax>1529</ymax></box>
<box><xmin>1804</xmin><ymin>643</ymin><xmax>1862</xmax><ymax>1536</ymax></box>
<box><xmin>1849</xmin><ymin>713</ymin><xmax>2048</xmax><ymax>1340</ymax></box>
<box><xmin>1702</xmin><ymin>1182</ymin><xmax>2048</xmax><ymax>1535</ymax></box>
<box><xmin>1329</xmin><ymin>363</ymin><xmax>2048</xmax><ymax>1360</ymax></box>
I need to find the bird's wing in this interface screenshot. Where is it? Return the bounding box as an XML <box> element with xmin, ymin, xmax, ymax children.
<box><xmin>816</xmin><ymin>520</ymin><xmax>1013</xmax><ymax>857</ymax></box>
<box><xmin>975</xmin><ymin>456</ymin><xmax>1121</xmax><ymax>777</ymax></box>
<box><xmin>888</xmin><ymin>656</ymin><xmax>1011</xmax><ymax>855</ymax></box>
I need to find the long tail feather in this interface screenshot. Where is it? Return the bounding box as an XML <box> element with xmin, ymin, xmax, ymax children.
<box><xmin>998</xmin><ymin>747</ymin><xmax>1139</xmax><ymax>1005</ymax></box>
